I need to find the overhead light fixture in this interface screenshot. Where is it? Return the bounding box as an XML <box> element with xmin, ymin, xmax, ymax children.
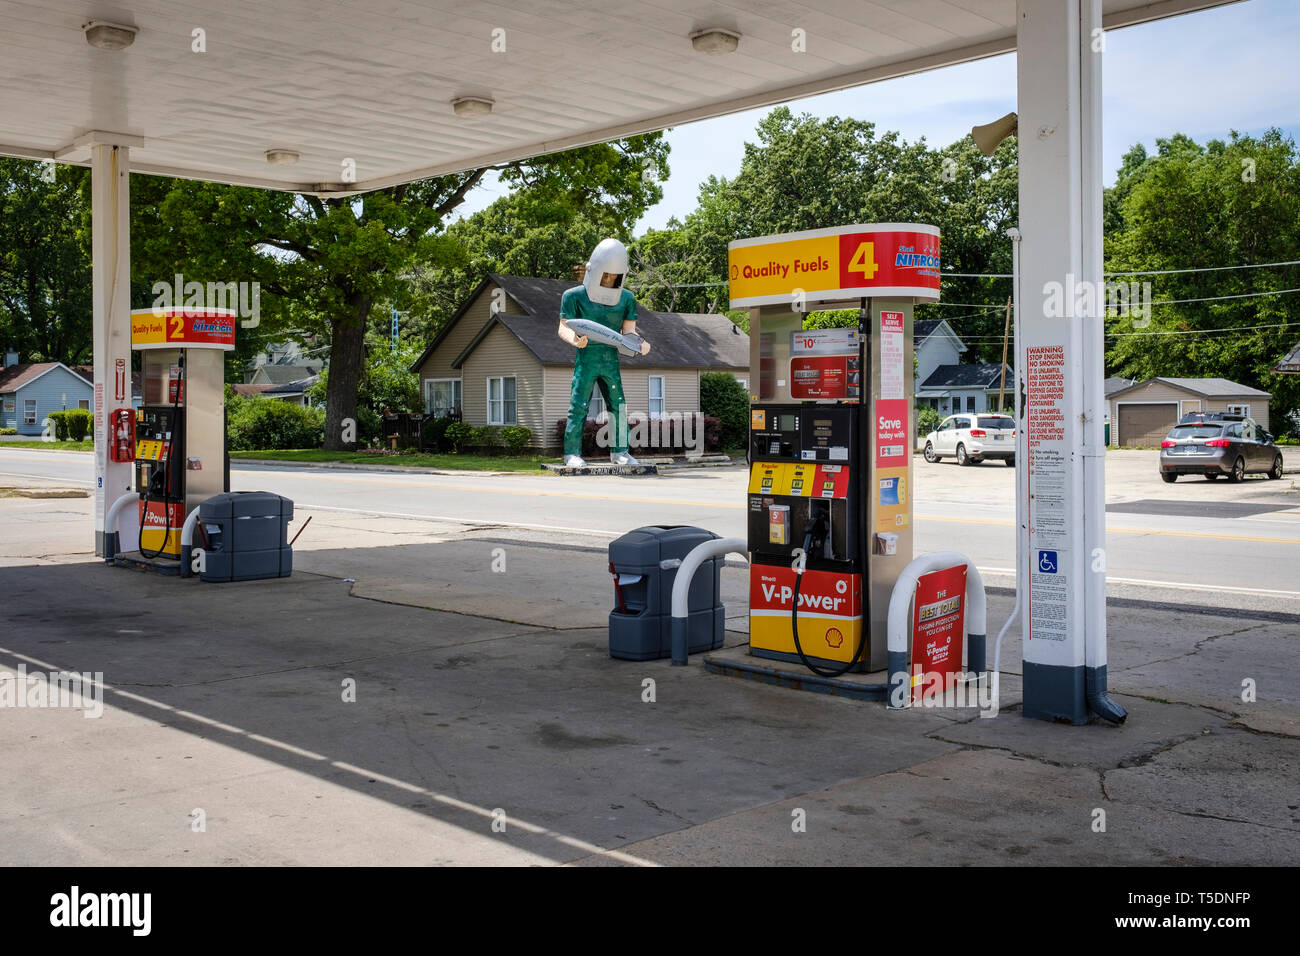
<box><xmin>82</xmin><ymin>20</ymin><xmax>138</xmax><ymax>51</ymax></box>
<box><xmin>690</xmin><ymin>28</ymin><xmax>740</xmax><ymax>54</ymax></box>
<box><xmin>265</xmin><ymin>149</ymin><xmax>300</xmax><ymax>166</ymax></box>
<box><xmin>971</xmin><ymin>112</ymin><xmax>1018</xmax><ymax>157</ymax></box>
<box><xmin>451</xmin><ymin>96</ymin><xmax>494</xmax><ymax>118</ymax></box>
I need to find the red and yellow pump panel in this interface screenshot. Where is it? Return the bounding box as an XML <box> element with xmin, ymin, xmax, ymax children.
<box><xmin>749</xmin><ymin>566</ymin><xmax>863</xmax><ymax>664</ymax></box>
<box><xmin>728</xmin><ymin>224</ymin><xmax>941</xmax><ymax>309</ymax></box>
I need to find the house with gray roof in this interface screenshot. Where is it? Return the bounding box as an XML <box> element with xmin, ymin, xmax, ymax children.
<box><xmin>1107</xmin><ymin>377</ymin><xmax>1272</xmax><ymax>447</ymax></box>
<box><xmin>411</xmin><ymin>274</ymin><xmax>749</xmax><ymax>450</ymax></box>
<box><xmin>0</xmin><ymin>358</ymin><xmax>94</xmax><ymax>436</ymax></box>
<box><xmin>1278</xmin><ymin>340</ymin><xmax>1300</xmax><ymax>375</ymax></box>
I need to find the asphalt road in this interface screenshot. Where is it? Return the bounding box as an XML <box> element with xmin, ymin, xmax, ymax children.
<box><xmin>4</xmin><ymin>446</ymin><xmax>1299</xmax><ymax>605</ymax></box>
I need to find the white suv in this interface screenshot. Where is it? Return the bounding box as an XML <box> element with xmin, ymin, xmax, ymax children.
<box><xmin>923</xmin><ymin>414</ymin><xmax>1016</xmax><ymax>466</ymax></box>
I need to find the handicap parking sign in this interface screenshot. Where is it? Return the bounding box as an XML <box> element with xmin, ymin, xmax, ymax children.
<box><xmin>1038</xmin><ymin>550</ymin><xmax>1058</xmax><ymax>574</ymax></box>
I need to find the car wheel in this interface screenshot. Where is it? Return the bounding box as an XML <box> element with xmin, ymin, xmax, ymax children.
<box><xmin>1228</xmin><ymin>457</ymin><xmax>1245</xmax><ymax>482</ymax></box>
<box><xmin>1269</xmin><ymin>456</ymin><xmax>1284</xmax><ymax>480</ymax></box>
<box><xmin>1161</xmin><ymin>471</ymin><xmax>1177</xmax><ymax>483</ymax></box>
<box><xmin>956</xmin><ymin>444</ymin><xmax>969</xmax><ymax>466</ymax></box>
<box><xmin>924</xmin><ymin>442</ymin><xmax>938</xmax><ymax>463</ymax></box>
<box><xmin>1005</xmin><ymin>457</ymin><xmax>1015</xmax><ymax>467</ymax></box>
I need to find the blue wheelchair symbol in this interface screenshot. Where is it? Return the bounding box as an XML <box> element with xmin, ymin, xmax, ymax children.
<box><xmin>1038</xmin><ymin>550</ymin><xmax>1058</xmax><ymax>574</ymax></box>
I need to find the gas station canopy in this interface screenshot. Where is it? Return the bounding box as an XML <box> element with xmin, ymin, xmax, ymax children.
<box><xmin>1</xmin><ymin>0</ymin><xmax>1237</xmax><ymax>196</ymax></box>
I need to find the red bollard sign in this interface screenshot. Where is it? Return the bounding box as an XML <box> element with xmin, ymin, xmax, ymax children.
<box><xmin>911</xmin><ymin>564</ymin><xmax>967</xmax><ymax>701</ymax></box>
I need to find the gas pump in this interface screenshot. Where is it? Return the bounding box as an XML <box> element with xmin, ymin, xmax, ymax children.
<box><xmin>126</xmin><ymin>308</ymin><xmax>235</xmax><ymax>565</ymax></box>
<box><xmin>728</xmin><ymin>224</ymin><xmax>940</xmax><ymax>675</ymax></box>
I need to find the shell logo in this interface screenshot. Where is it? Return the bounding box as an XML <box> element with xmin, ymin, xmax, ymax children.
<box><xmin>824</xmin><ymin>627</ymin><xmax>844</xmax><ymax>649</ymax></box>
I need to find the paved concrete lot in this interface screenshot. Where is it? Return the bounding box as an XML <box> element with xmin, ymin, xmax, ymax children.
<box><xmin>1</xmin><ymin>466</ymin><xmax>1297</xmax><ymax>866</ymax></box>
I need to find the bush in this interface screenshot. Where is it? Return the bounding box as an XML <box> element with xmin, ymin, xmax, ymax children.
<box><xmin>445</xmin><ymin>421</ymin><xmax>473</xmax><ymax>452</ymax></box>
<box><xmin>0</xmin><ymin>427</ymin><xmax>15</xmax><ymax>435</ymax></box>
<box><xmin>45</xmin><ymin>410</ymin><xmax>69</xmax><ymax>440</ymax></box>
<box><xmin>501</xmin><ymin>425</ymin><xmax>532</xmax><ymax>453</ymax></box>
<box><xmin>470</xmin><ymin>425</ymin><xmax>500</xmax><ymax>450</ymax></box>
<box><xmin>422</xmin><ymin>415</ymin><xmax>455</xmax><ymax>452</ymax></box>
<box><xmin>916</xmin><ymin>405</ymin><xmax>941</xmax><ymax>437</ymax></box>
<box><xmin>227</xmin><ymin>399</ymin><xmax>325</xmax><ymax>450</ymax></box>
<box><xmin>700</xmin><ymin>373</ymin><xmax>749</xmax><ymax>450</ymax></box>
<box><xmin>66</xmin><ymin>408</ymin><xmax>92</xmax><ymax>442</ymax></box>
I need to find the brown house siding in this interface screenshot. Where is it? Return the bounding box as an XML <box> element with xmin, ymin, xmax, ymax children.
<box><xmin>461</xmin><ymin>324</ymin><xmax>545</xmax><ymax>440</ymax></box>
<box><xmin>414</xmin><ymin>282</ymin><xmax>522</xmax><ymax>408</ymax></box>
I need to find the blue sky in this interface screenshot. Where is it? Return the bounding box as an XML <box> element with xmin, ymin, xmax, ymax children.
<box><xmin>455</xmin><ymin>0</ymin><xmax>1300</xmax><ymax>235</ymax></box>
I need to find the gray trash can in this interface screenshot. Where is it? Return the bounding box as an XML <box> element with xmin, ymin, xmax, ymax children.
<box><xmin>198</xmin><ymin>491</ymin><xmax>294</xmax><ymax>582</ymax></box>
<box><xmin>608</xmin><ymin>525</ymin><xmax>725</xmax><ymax>661</ymax></box>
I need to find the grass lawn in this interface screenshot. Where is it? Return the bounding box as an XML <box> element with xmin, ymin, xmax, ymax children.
<box><xmin>229</xmin><ymin>448</ymin><xmax>552</xmax><ymax>472</ymax></box>
<box><xmin>0</xmin><ymin>439</ymin><xmax>95</xmax><ymax>451</ymax></box>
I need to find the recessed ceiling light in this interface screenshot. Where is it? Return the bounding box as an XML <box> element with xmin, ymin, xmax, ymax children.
<box><xmin>690</xmin><ymin>28</ymin><xmax>740</xmax><ymax>54</ymax></box>
<box><xmin>82</xmin><ymin>20</ymin><xmax>138</xmax><ymax>51</ymax></box>
<box><xmin>451</xmin><ymin>96</ymin><xmax>494</xmax><ymax>118</ymax></box>
<box><xmin>265</xmin><ymin>149</ymin><xmax>300</xmax><ymax>166</ymax></box>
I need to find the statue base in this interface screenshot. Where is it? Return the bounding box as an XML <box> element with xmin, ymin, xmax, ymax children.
<box><xmin>542</xmin><ymin>462</ymin><xmax>658</xmax><ymax>476</ymax></box>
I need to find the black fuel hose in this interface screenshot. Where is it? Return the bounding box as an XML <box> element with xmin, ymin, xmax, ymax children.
<box><xmin>789</xmin><ymin>516</ymin><xmax>867</xmax><ymax>678</ymax></box>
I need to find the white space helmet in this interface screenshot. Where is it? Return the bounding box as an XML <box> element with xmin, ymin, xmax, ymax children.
<box><xmin>583</xmin><ymin>238</ymin><xmax>629</xmax><ymax>306</ymax></box>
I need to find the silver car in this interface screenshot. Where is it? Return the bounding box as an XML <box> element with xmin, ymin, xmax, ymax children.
<box><xmin>923</xmin><ymin>414</ymin><xmax>1016</xmax><ymax>466</ymax></box>
<box><xmin>1159</xmin><ymin>420</ymin><xmax>1284</xmax><ymax>482</ymax></box>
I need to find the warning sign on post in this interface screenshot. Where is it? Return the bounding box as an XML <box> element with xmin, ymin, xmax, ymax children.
<box><xmin>1026</xmin><ymin>345</ymin><xmax>1068</xmax><ymax>642</ymax></box>
<box><xmin>911</xmin><ymin>564</ymin><xmax>967</xmax><ymax>701</ymax></box>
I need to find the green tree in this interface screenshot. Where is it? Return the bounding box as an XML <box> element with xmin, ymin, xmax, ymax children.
<box><xmin>626</xmin><ymin>108</ymin><xmax>1018</xmax><ymax>354</ymax></box>
<box><xmin>1105</xmin><ymin>129</ymin><xmax>1300</xmax><ymax>431</ymax></box>
<box><xmin>132</xmin><ymin>135</ymin><xmax>667</xmax><ymax>449</ymax></box>
<box><xmin>0</xmin><ymin>160</ymin><xmax>93</xmax><ymax>364</ymax></box>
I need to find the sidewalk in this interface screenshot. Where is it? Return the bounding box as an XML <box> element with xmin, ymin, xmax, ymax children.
<box><xmin>1</xmin><ymin>491</ymin><xmax>1296</xmax><ymax>865</ymax></box>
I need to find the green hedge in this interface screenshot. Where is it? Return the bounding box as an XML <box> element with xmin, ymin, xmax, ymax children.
<box><xmin>44</xmin><ymin>409</ymin><xmax>91</xmax><ymax>441</ymax></box>
<box><xmin>227</xmin><ymin>398</ymin><xmax>325</xmax><ymax>451</ymax></box>
<box><xmin>700</xmin><ymin>373</ymin><xmax>749</xmax><ymax>450</ymax></box>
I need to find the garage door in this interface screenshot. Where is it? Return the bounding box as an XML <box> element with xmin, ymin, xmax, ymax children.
<box><xmin>1118</xmin><ymin>403</ymin><xmax>1177</xmax><ymax>447</ymax></box>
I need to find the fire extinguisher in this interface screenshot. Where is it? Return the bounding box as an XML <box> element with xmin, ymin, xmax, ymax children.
<box><xmin>168</xmin><ymin>364</ymin><xmax>184</xmax><ymax>404</ymax></box>
<box><xmin>109</xmin><ymin>408</ymin><xmax>136</xmax><ymax>463</ymax></box>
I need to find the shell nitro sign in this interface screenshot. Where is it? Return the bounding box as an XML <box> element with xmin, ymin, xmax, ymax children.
<box><xmin>130</xmin><ymin>308</ymin><xmax>237</xmax><ymax>351</ymax></box>
<box><xmin>728</xmin><ymin>224</ymin><xmax>940</xmax><ymax>309</ymax></box>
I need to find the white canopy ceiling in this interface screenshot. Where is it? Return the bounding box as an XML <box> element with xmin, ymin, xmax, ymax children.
<box><xmin>0</xmin><ymin>0</ymin><xmax>1240</xmax><ymax>195</ymax></box>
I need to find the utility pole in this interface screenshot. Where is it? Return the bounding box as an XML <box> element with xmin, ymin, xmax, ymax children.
<box><xmin>997</xmin><ymin>296</ymin><xmax>1011</xmax><ymax>412</ymax></box>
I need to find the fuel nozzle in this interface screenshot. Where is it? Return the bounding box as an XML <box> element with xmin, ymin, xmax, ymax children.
<box><xmin>802</xmin><ymin>502</ymin><xmax>830</xmax><ymax>561</ymax></box>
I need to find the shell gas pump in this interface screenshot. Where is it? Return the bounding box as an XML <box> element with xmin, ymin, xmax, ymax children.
<box><xmin>728</xmin><ymin>224</ymin><xmax>940</xmax><ymax>675</ymax></box>
<box><xmin>125</xmin><ymin>308</ymin><xmax>235</xmax><ymax>564</ymax></box>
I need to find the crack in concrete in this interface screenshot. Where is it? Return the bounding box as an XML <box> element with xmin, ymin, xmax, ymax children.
<box><xmin>1113</xmin><ymin>622</ymin><xmax>1267</xmax><ymax>673</ymax></box>
<box><xmin>1226</xmin><ymin>720</ymin><xmax>1300</xmax><ymax>741</ymax></box>
<box><xmin>638</xmin><ymin>796</ymin><xmax>693</xmax><ymax>826</ymax></box>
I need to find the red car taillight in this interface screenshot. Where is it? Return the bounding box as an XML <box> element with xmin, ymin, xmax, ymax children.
<box><xmin>1161</xmin><ymin>440</ymin><xmax>1176</xmax><ymax>448</ymax></box>
<box><xmin>970</xmin><ymin>429</ymin><xmax>986</xmax><ymax>438</ymax></box>
<box><xmin>1204</xmin><ymin>439</ymin><xmax>1231</xmax><ymax>447</ymax></box>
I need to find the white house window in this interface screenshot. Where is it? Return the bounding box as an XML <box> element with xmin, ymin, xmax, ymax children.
<box><xmin>588</xmin><ymin>384</ymin><xmax>606</xmax><ymax>421</ymax></box>
<box><xmin>425</xmin><ymin>378</ymin><xmax>462</xmax><ymax>417</ymax></box>
<box><xmin>1226</xmin><ymin>403</ymin><xmax>1251</xmax><ymax>418</ymax></box>
<box><xmin>649</xmin><ymin>375</ymin><xmax>665</xmax><ymax>416</ymax></box>
<box><xmin>23</xmin><ymin>399</ymin><xmax>37</xmax><ymax>425</ymax></box>
<box><xmin>77</xmin><ymin>399</ymin><xmax>90</xmax><ymax>410</ymax></box>
<box><xmin>966</xmin><ymin>395</ymin><xmax>976</xmax><ymax>412</ymax></box>
<box><xmin>488</xmin><ymin>376</ymin><xmax>516</xmax><ymax>425</ymax></box>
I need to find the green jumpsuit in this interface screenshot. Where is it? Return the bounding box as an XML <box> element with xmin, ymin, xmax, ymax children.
<box><xmin>561</xmin><ymin>285</ymin><xmax>637</xmax><ymax>457</ymax></box>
